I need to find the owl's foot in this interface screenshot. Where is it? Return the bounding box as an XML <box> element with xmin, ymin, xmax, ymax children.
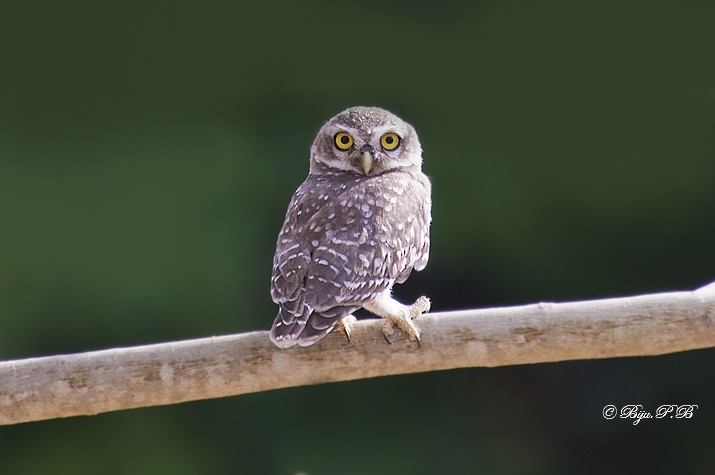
<box><xmin>336</xmin><ymin>315</ymin><xmax>358</xmax><ymax>343</ymax></box>
<box><xmin>380</xmin><ymin>296</ymin><xmax>431</xmax><ymax>345</ymax></box>
<box><xmin>364</xmin><ymin>291</ymin><xmax>431</xmax><ymax>345</ymax></box>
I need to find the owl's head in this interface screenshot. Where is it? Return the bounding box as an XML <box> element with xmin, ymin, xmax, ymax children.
<box><xmin>309</xmin><ymin>106</ymin><xmax>423</xmax><ymax>176</ymax></box>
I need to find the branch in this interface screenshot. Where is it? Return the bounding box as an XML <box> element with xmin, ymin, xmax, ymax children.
<box><xmin>2</xmin><ymin>282</ymin><xmax>715</xmax><ymax>425</ymax></box>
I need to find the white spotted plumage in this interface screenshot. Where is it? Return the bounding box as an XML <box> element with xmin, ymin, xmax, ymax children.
<box><xmin>270</xmin><ymin>107</ymin><xmax>431</xmax><ymax>348</ymax></box>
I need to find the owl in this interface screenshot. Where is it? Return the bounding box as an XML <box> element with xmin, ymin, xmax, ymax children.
<box><xmin>270</xmin><ymin>106</ymin><xmax>431</xmax><ymax>348</ymax></box>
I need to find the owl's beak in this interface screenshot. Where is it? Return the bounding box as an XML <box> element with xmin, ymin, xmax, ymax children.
<box><xmin>361</xmin><ymin>151</ymin><xmax>373</xmax><ymax>175</ymax></box>
<box><xmin>359</xmin><ymin>145</ymin><xmax>374</xmax><ymax>175</ymax></box>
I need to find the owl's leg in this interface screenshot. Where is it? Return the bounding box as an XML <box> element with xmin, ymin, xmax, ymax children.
<box><xmin>363</xmin><ymin>290</ymin><xmax>431</xmax><ymax>344</ymax></box>
<box><xmin>336</xmin><ymin>315</ymin><xmax>358</xmax><ymax>342</ymax></box>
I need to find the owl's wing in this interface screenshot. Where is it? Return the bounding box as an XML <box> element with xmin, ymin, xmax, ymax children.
<box><xmin>269</xmin><ymin>178</ymin><xmax>360</xmax><ymax>347</ymax></box>
<box><xmin>270</xmin><ymin>236</ymin><xmax>363</xmax><ymax>348</ymax></box>
<box><xmin>269</xmin><ymin>183</ymin><xmax>313</xmax><ymax>347</ymax></box>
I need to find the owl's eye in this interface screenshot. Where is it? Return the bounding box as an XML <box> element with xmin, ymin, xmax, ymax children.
<box><xmin>334</xmin><ymin>132</ymin><xmax>354</xmax><ymax>150</ymax></box>
<box><xmin>380</xmin><ymin>132</ymin><xmax>400</xmax><ymax>150</ymax></box>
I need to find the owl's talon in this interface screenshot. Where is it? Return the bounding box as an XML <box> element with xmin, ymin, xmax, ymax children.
<box><xmin>372</xmin><ymin>294</ymin><xmax>431</xmax><ymax>345</ymax></box>
<box><xmin>382</xmin><ymin>299</ymin><xmax>429</xmax><ymax>344</ymax></box>
<box><xmin>336</xmin><ymin>315</ymin><xmax>358</xmax><ymax>343</ymax></box>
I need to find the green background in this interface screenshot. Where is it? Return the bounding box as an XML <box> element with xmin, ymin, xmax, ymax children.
<box><xmin>1</xmin><ymin>0</ymin><xmax>714</xmax><ymax>473</ymax></box>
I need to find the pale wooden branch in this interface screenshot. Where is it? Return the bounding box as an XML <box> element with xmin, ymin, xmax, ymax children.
<box><xmin>2</xmin><ymin>282</ymin><xmax>715</xmax><ymax>425</ymax></box>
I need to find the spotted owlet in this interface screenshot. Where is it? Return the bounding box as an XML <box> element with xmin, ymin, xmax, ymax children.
<box><xmin>269</xmin><ymin>106</ymin><xmax>431</xmax><ymax>348</ymax></box>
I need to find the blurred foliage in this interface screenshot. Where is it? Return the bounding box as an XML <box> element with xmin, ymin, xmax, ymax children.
<box><xmin>1</xmin><ymin>0</ymin><xmax>714</xmax><ymax>473</ymax></box>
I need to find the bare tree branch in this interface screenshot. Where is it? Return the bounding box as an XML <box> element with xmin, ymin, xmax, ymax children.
<box><xmin>2</xmin><ymin>282</ymin><xmax>715</xmax><ymax>425</ymax></box>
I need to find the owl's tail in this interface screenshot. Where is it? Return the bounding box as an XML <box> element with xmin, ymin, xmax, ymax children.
<box><xmin>270</xmin><ymin>303</ymin><xmax>359</xmax><ymax>348</ymax></box>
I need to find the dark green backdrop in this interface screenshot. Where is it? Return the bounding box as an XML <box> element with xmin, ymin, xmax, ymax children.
<box><xmin>1</xmin><ymin>1</ymin><xmax>714</xmax><ymax>473</ymax></box>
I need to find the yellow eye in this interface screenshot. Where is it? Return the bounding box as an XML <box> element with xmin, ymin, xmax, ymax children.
<box><xmin>334</xmin><ymin>132</ymin><xmax>354</xmax><ymax>150</ymax></box>
<box><xmin>380</xmin><ymin>132</ymin><xmax>400</xmax><ymax>150</ymax></box>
